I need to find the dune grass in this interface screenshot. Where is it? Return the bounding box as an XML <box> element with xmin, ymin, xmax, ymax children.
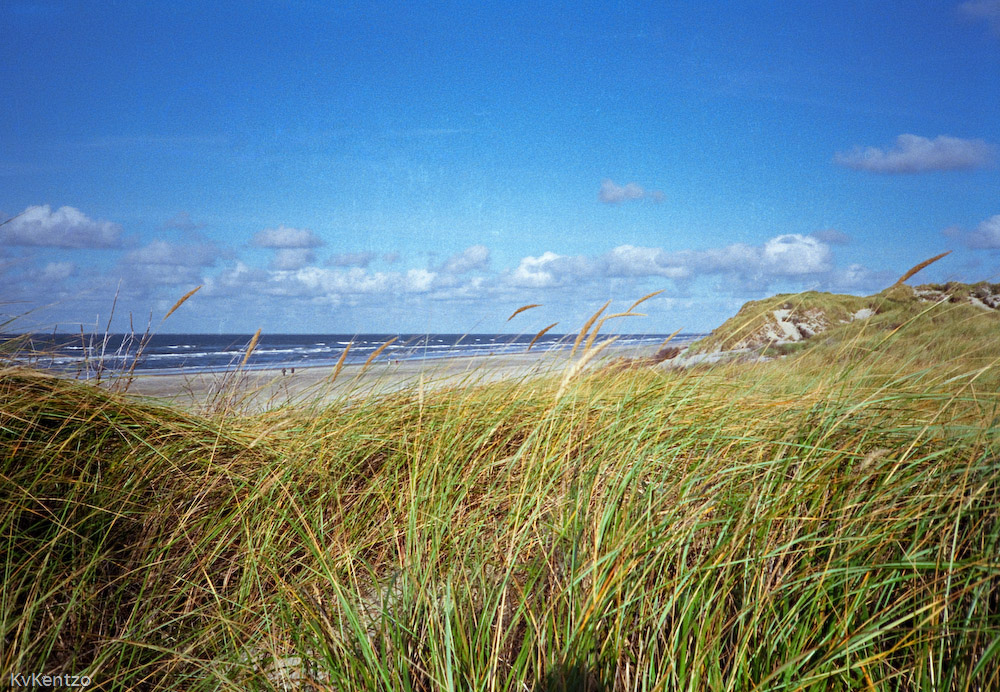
<box><xmin>2</xmin><ymin>296</ymin><xmax>999</xmax><ymax>690</ymax></box>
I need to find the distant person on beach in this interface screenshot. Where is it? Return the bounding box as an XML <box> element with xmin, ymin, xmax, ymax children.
<box><xmin>282</xmin><ymin>367</ymin><xmax>286</xmax><ymax>376</ymax></box>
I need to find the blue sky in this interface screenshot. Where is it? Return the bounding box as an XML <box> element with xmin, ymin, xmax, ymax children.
<box><xmin>2</xmin><ymin>1</ymin><xmax>999</xmax><ymax>334</ymax></box>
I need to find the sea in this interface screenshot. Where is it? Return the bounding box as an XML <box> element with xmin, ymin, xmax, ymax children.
<box><xmin>2</xmin><ymin>332</ymin><xmax>701</xmax><ymax>377</ymax></box>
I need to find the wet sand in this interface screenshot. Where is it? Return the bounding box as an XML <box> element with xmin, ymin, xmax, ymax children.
<box><xmin>120</xmin><ymin>341</ymin><xmax>663</xmax><ymax>412</ymax></box>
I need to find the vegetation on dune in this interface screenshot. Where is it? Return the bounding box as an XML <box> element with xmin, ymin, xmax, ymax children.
<box><xmin>689</xmin><ymin>280</ymin><xmax>1000</xmax><ymax>357</ymax></box>
<box><xmin>688</xmin><ymin>290</ymin><xmax>873</xmax><ymax>354</ymax></box>
<box><xmin>3</xmin><ymin>279</ymin><xmax>1000</xmax><ymax>690</ymax></box>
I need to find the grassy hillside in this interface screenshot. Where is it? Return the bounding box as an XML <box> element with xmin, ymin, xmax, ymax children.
<box><xmin>3</xmin><ymin>293</ymin><xmax>1000</xmax><ymax>690</ymax></box>
<box><xmin>689</xmin><ymin>281</ymin><xmax>1000</xmax><ymax>356</ymax></box>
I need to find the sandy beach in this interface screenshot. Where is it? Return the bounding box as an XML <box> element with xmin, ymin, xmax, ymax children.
<box><xmin>120</xmin><ymin>340</ymin><xmax>665</xmax><ymax>411</ymax></box>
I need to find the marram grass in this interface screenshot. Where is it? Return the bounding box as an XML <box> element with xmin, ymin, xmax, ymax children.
<box><xmin>2</xmin><ymin>299</ymin><xmax>1000</xmax><ymax>690</ymax></box>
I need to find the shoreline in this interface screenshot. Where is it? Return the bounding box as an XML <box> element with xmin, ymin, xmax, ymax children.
<box><xmin>119</xmin><ymin>340</ymin><xmax>667</xmax><ymax>411</ymax></box>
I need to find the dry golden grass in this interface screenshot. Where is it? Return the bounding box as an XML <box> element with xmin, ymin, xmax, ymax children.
<box><xmin>162</xmin><ymin>284</ymin><xmax>202</xmax><ymax>321</ymax></box>
<box><xmin>359</xmin><ymin>335</ymin><xmax>398</xmax><ymax>374</ymax></box>
<box><xmin>527</xmin><ymin>322</ymin><xmax>560</xmax><ymax>351</ymax></box>
<box><xmin>894</xmin><ymin>250</ymin><xmax>951</xmax><ymax>285</ymax></box>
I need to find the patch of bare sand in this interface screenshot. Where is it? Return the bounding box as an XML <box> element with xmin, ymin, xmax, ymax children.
<box><xmin>119</xmin><ymin>342</ymin><xmax>663</xmax><ymax>412</ymax></box>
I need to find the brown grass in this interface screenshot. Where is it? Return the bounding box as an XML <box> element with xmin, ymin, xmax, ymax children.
<box><xmin>527</xmin><ymin>322</ymin><xmax>559</xmax><ymax>351</ymax></box>
<box><xmin>360</xmin><ymin>336</ymin><xmax>398</xmax><ymax>374</ymax></box>
<box><xmin>240</xmin><ymin>328</ymin><xmax>262</xmax><ymax>369</ymax></box>
<box><xmin>570</xmin><ymin>299</ymin><xmax>611</xmax><ymax>358</ymax></box>
<box><xmin>894</xmin><ymin>251</ymin><xmax>951</xmax><ymax>285</ymax></box>
<box><xmin>506</xmin><ymin>303</ymin><xmax>541</xmax><ymax>321</ymax></box>
<box><xmin>163</xmin><ymin>285</ymin><xmax>202</xmax><ymax>321</ymax></box>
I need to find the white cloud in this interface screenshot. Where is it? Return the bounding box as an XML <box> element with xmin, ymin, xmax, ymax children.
<box><xmin>666</xmin><ymin>235</ymin><xmax>831</xmax><ymax>279</ymax></box>
<box><xmin>598</xmin><ymin>179</ymin><xmax>664</xmax><ymax>204</ymax></box>
<box><xmin>439</xmin><ymin>245</ymin><xmax>489</xmax><ymax>274</ymax></box>
<box><xmin>1</xmin><ymin>205</ymin><xmax>123</xmax><ymax>248</ymax></box>
<box><xmin>252</xmin><ymin>225</ymin><xmax>323</xmax><ymax>248</ymax></box>
<box><xmin>967</xmin><ymin>214</ymin><xmax>1000</xmax><ymax>249</ymax></box>
<box><xmin>834</xmin><ymin>134</ymin><xmax>994</xmax><ymax>173</ymax></box>
<box><xmin>406</xmin><ymin>268</ymin><xmax>436</xmax><ymax>292</ymax></box>
<box><xmin>510</xmin><ymin>252</ymin><xmax>597</xmax><ymax>288</ymax></box>
<box><xmin>602</xmin><ymin>245</ymin><xmax>691</xmax><ymax>279</ymax></box>
<box><xmin>509</xmin><ymin>234</ymin><xmax>835</xmax><ymax>290</ymax></box>
<box><xmin>289</xmin><ymin>266</ymin><xmax>387</xmax><ymax>296</ymax></box>
<box><xmin>761</xmin><ymin>234</ymin><xmax>832</xmax><ymax>275</ymax></box>
<box><xmin>510</xmin><ymin>253</ymin><xmax>559</xmax><ymax>288</ymax></box>
<box><xmin>211</xmin><ymin>263</ymin><xmax>442</xmax><ymax>300</ymax></box>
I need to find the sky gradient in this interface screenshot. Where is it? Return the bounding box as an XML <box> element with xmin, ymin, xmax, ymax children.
<box><xmin>2</xmin><ymin>1</ymin><xmax>999</xmax><ymax>335</ymax></box>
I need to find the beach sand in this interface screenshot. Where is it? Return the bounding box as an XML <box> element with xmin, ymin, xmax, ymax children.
<box><xmin>119</xmin><ymin>341</ymin><xmax>665</xmax><ymax>412</ymax></box>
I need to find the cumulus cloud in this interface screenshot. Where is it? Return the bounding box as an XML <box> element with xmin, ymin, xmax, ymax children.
<box><xmin>210</xmin><ymin>263</ymin><xmax>442</xmax><ymax>301</ymax></box>
<box><xmin>252</xmin><ymin>225</ymin><xmax>323</xmax><ymax>248</ymax></box>
<box><xmin>0</xmin><ymin>205</ymin><xmax>123</xmax><ymax>248</ymax></box>
<box><xmin>510</xmin><ymin>252</ymin><xmax>597</xmax><ymax>288</ymax></box>
<box><xmin>598</xmin><ymin>179</ymin><xmax>665</xmax><ymax>204</ymax></box>
<box><xmin>602</xmin><ymin>245</ymin><xmax>691</xmax><ymax>279</ymax></box>
<box><xmin>439</xmin><ymin>245</ymin><xmax>489</xmax><ymax>274</ymax></box>
<box><xmin>760</xmin><ymin>234</ymin><xmax>832</xmax><ymax>275</ymax></box>
<box><xmin>509</xmin><ymin>253</ymin><xmax>560</xmax><ymax>288</ymax></box>
<box><xmin>834</xmin><ymin>134</ymin><xmax>994</xmax><ymax>173</ymax></box>
<box><xmin>967</xmin><ymin>214</ymin><xmax>1000</xmax><ymax>249</ymax></box>
<box><xmin>81</xmin><ymin>229</ymin><xmax>888</xmax><ymax>331</ymax></box>
<box><xmin>328</xmin><ymin>251</ymin><xmax>378</xmax><ymax>267</ymax></box>
<box><xmin>508</xmin><ymin>234</ymin><xmax>835</xmax><ymax>290</ymax></box>
<box><xmin>405</xmin><ymin>268</ymin><xmax>436</xmax><ymax>292</ymax></box>
<box><xmin>675</xmin><ymin>235</ymin><xmax>831</xmax><ymax>278</ymax></box>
